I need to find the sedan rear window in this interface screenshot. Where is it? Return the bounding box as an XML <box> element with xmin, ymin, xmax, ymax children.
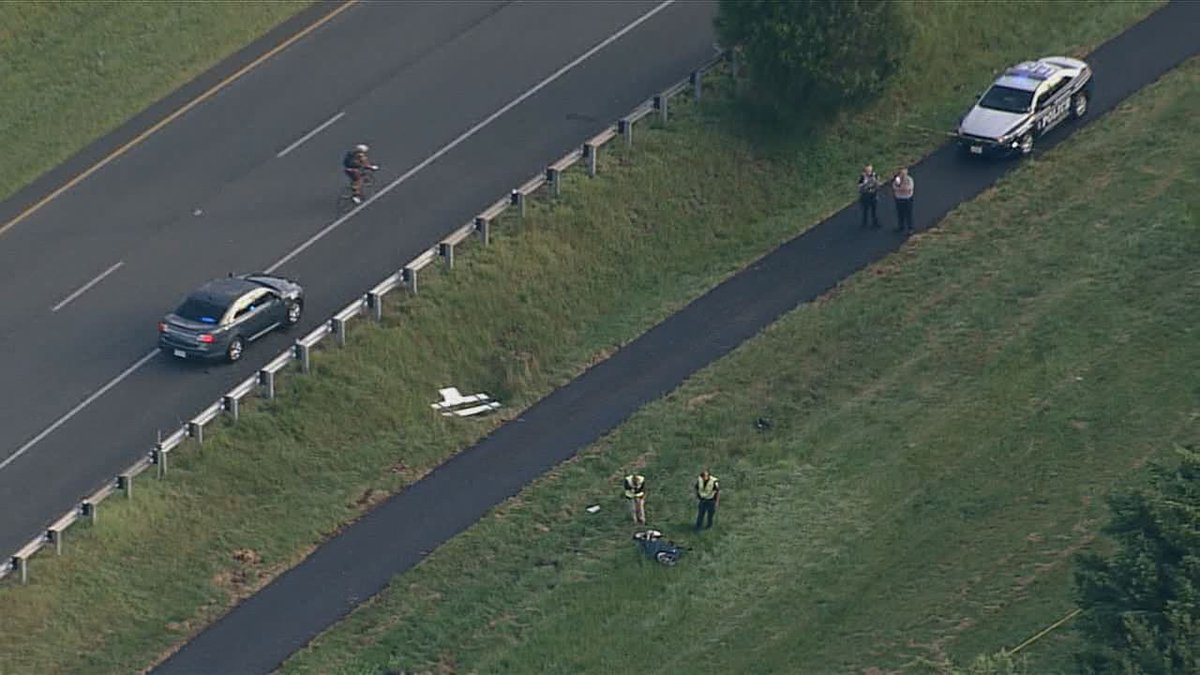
<box><xmin>978</xmin><ymin>85</ymin><xmax>1034</xmax><ymax>114</ymax></box>
<box><xmin>175</xmin><ymin>296</ymin><xmax>227</xmax><ymax>324</ymax></box>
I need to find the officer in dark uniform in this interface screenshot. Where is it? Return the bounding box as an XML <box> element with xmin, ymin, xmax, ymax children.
<box><xmin>858</xmin><ymin>164</ymin><xmax>882</xmax><ymax>228</ymax></box>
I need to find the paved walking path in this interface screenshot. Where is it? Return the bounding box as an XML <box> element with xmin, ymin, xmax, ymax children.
<box><xmin>156</xmin><ymin>3</ymin><xmax>1200</xmax><ymax>672</ymax></box>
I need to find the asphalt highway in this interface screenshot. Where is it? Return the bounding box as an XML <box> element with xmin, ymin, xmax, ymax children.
<box><xmin>156</xmin><ymin>2</ymin><xmax>1200</xmax><ymax>673</ymax></box>
<box><xmin>0</xmin><ymin>0</ymin><xmax>718</xmax><ymax>557</ymax></box>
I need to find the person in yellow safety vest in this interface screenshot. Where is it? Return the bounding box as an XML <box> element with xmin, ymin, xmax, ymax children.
<box><xmin>623</xmin><ymin>473</ymin><xmax>647</xmax><ymax>525</ymax></box>
<box><xmin>694</xmin><ymin>469</ymin><xmax>720</xmax><ymax>531</ymax></box>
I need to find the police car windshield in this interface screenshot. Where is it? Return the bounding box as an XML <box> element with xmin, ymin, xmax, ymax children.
<box><xmin>978</xmin><ymin>85</ymin><xmax>1034</xmax><ymax>114</ymax></box>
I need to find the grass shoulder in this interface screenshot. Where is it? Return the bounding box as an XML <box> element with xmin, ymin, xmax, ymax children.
<box><xmin>0</xmin><ymin>2</ymin><xmax>1165</xmax><ymax>673</ymax></box>
<box><xmin>0</xmin><ymin>1</ymin><xmax>310</xmax><ymax>206</ymax></box>
<box><xmin>284</xmin><ymin>57</ymin><xmax>1200</xmax><ymax>674</ymax></box>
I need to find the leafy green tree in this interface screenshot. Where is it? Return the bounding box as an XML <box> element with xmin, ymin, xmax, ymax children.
<box><xmin>1073</xmin><ymin>446</ymin><xmax>1200</xmax><ymax>673</ymax></box>
<box><xmin>714</xmin><ymin>0</ymin><xmax>909</xmax><ymax>118</ymax></box>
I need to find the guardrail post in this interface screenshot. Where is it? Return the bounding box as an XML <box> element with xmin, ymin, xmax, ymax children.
<box><xmin>511</xmin><ymin>189</ymin><xmax>525</xmax><ymax>217</ymax></box>
<box><xmin>223</xmin><ymin>394</ymin><xmax>239</xmax><ymax>422</ymax></box>
<box><xmin>402</xmin><ymin>267</ymin><xmax>418</xmax><ymax>295</ymax></box>
<box><xmin>82</xmin><ymin>500</ymin><xmax>97</xmax><ymax>525</ymax></box>
<box><xmin>584</xmin><ymin>143</ymin><xmax>598</xmax><ymax>177</ymax></box>
<box><xmin>546</xmin><ymin>167</ymin><xmax>561</xmax><ymax>197</ymax></box>
<box><xmin>295</xmin><ymin>341</ymin><xmax>310</xmax><ymax>374</ymax></box>
<box><xmin>332</xmin><ymin>317</ymin><xmax>346</xmax><ymax>347</ymax></box>
<box><xmin>475</xmin><ymin>216</ymin><xmax>490</xmax><ymax>245</ymax></box>
<box><xmin>367</xmin><ymin>291</ymin><xmax>383</xmax><ymax>321</ymax></box>
<box><xmin>154</xmin><ymin>444</ymin><xmax>167</xmax><ymax>478</ymax></box>
<box><xmin>259</xmin><ymin>369</ymin><xmax>275</xmax><ymax>400</ymax></box>
<box><xmin>118</xmin><ymin>473</ymin><xmax>133</xmax><ymax>498</ymax></box>
<box><xmin>13</xmin><ymin>556</ymin><xmax>27</xmax><ymax>584</ymax></box>
<box><xmin>439</xmin><ymin>241</ymin><xmax>454</xmax><ymax>269</ymax></box>
<box><xmin>654</xmin><ymin>93</ymin><xmax>668</xmax><ymax>123</ymax></box>
<box><xmin>691</xmin><ymin>69</ymin><xmax>702</xmax><ymax>102</ymax></box>
<box><xmin>187</xmin><ymin>421</ymin><xmax>203</xmax><ymax>445</ymax></box>
<box><xmin>49</xmin><ymin>529</ymin><xmax>63</xmax><ymax>555</ymax></box>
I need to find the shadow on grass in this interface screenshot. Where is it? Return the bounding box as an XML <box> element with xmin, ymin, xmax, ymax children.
<box><xmin>705</xmin><ymin>77</ymin><xmax>858</xmax><ymax>162</ymax></box>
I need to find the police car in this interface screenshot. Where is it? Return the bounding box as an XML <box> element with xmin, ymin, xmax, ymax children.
<box><xmin>956</xmin><ymin>56</ymin><xmax>1093</xmax><ymax>157</ymax></box>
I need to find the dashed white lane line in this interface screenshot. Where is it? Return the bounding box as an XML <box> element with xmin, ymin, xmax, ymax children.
<box><xmin>266</xmin><ymin>0</ymin><xmax>676</xmax><ymax>273</ymax></box>
<box><xmin>0</xmin><ymin>349</ymin><xmax>160</xmax><ymax>471</ymax></box>
<box><xmin>51</xmin><ymin>261</ymin><xmax>125</xmax><ymax>312</ymax></box>
<box><xmin>277</xmin><ymin>111</ymin><xmax>346</xmax><ymax>158</ymax></box>
<box><xmin>3</xmin><ymin>0</ymin><xmax>679</xmax><ymax>472</ymax></box>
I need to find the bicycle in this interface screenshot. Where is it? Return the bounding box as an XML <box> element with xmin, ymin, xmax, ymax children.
<box><xmin>336</xmin><ymin>166</ymin><xmax>378</xmax><ymax>215</ymax></box>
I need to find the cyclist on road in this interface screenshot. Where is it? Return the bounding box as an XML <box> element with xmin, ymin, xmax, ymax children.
<box><xmin>342</xmin><ymin>143</ymin><xmax>379</xmax><ymax>204</ymax></box>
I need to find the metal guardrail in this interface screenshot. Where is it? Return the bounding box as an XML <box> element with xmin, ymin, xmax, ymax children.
<box><xmin>0</xmin><ymin>50</ymin><xmax>727</xmax><ymax>584</ymax></box>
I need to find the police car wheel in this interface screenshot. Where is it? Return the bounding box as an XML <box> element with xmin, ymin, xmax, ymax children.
<box><xmin>1018</xmin><ymin>133</ymin><xmax>1034</xmax><ymax>156</ymax></box>
<box><xmin>1071</xmin><ymin>91</ymin><xmax>1089</xmax><ymax>119</ymax></box>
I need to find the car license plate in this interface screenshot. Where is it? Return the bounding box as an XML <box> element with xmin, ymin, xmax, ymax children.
<box><xmin>970</xmin><ymin>145</ymin><xmax>983</xmax><ymax>154</ymax></box>
<box><xmin>173</xmin><ymin>349</ymin><xmax>187</xmax><ymax>358</ymax></box>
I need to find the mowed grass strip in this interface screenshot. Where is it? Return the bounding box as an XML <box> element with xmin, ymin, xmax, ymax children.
<box><xmin>0</xmin><ymin>1</ymin><xmax>310</xmax><ymax>206</ymax></box>
<box><xmin>0</xmin><ymin>2</ymin><xmax>1161</xmax><ymax>673</ymax></box>
<box><xmin>283</xmin><ymin>59</ymin><xmax>1200</xmax><ymax>675</ymax></box>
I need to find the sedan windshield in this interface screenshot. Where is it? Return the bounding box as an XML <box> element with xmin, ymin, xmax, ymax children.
<box><xmin>175</xmin><ymin>296</ymin><xmax>227</xmax><ymax>324</ymax></box>
<box><xmin>978</xmin><ymin>85</ymin><xmax>1034</xmax><ymax>114</ymax></box>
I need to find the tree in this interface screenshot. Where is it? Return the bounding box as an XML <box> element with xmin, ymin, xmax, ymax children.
<box><xmin>714</xmin><ymin>0</ymin><xmax>909</xmax><ymax>119</ymax></box>
<box><xmin>1072</xmin><ymin>446</ymin><xmax>1200</xmax><ymax>673</ymax></box>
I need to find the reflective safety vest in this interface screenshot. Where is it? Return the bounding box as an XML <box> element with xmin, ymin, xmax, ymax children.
<box><xmin>623</xmin><ymin>474</ymin><xmax>646</xmax><ymax>499</ymax></box>
<box><xmin>696</xmin><ymin>475</ymin><xmax>719</xmax><ymax>500</ymax></box>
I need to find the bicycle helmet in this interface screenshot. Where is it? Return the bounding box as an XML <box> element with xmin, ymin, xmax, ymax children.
<box><xmin>355</xmin><ymin>143</ymin><xmax>369</xmax><ymax>153</ymax></box>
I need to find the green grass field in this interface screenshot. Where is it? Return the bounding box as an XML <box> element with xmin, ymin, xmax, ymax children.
<box><xmin>283</xmin><ymin>57</ymin><xmax>1200</xmax><ymax>675</ymax></box>
<box><xmin>0</xmin><ymin>2</ymin><xmax>1165</xmax><ymax>673</ymax></box>
<box><xmin>0</xmin><ymin>1</ymin><xmax>310</xmax><ymax>206</ymax></box>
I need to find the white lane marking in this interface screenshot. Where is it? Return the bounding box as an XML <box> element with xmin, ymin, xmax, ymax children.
<box><xmin>3</xmin><ymin>0</ymin><xmax>677</xmax><ymax>472</ymax></box>
<box><xmin>266</xmin><ymin>0</ymin><xmax>676</xmax><ymax>273</ymax></box>
<box><xmin>0</xmin><ymin>349</ymin><xmax>159</xmax><ymax>470</ymax></box>
<box><xmin>276</xmin><ymin>111</ymin><xmax>346</xmax><ymax>158</ymax></box>
<box><xmin>51</xmin><ymin>261</ymin><xmax>125</xmax><ymax>312</ymax></box>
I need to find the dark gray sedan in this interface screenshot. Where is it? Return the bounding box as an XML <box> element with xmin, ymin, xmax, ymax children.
<box><xmin>158</xmin><ymin>273</ymin><xmax>304</xmax><ymax>363</ymax></box>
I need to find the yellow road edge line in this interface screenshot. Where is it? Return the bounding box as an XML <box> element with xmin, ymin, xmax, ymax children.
<box><xmin>0</xmin><ymin>0</ymin><xmax>359</xmax><ymax>239</ymax></box>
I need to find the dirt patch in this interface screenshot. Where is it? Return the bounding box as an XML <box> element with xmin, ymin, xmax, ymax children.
<box><xmin>353</xmin><ymin>487</ymin><xmax>390</xmax><ymax>510</ymax></box>
<box><xmin>232</xmin><ymin>548</ymin><xmax>261</xmax><ymax>565</ymax></box>
<box><xmin>486</xmin><ymin>612</ymin><xmax>517</xmax><ymax>630</ymax></box>
<box><xmin>607</xmin><ymin>450</ymin><xmax>654</xmax><ymax>481</ymax></box>
<box><xmin>1130</xmin><ymin>444</ymin><xmax>1158</xmax><ymax>469</ymax></box>
<box><xmin>1011</xmin><ymin>520</ymin><xmax>1098</xmax><ymax>596</ymax></box>
<box><xmin>435</xmin><ymin>651</ymin><xmax>459</xmax><ymax>674</ymax></box>
<box><xmin>585</xmin><ymin>347</ymin><xmax>616</xmax><ymax>369</ymax></box>
<box><xmin>685</xmin><ymin>391</ymin><xmax>720</xmax><ymax>410</ymax></box>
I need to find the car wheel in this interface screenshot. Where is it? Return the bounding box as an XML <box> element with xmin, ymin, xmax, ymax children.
<box><xmin>226</xmin><ymin>336</ymin><xmax>245</xmax><ymax>363</ymax></box>
<box><xmin>1018</xmin><ymin>133</ymin><xmax>1035</xmax><ymax>156</ymax></box>
<box><xmin>1071</xmin><ymin>90</ymin><xmax>1089</xmax><ymax>119</ymax></box>
<box><xmin>285</xmin><ymin>300</ymin><xmax>303</xmax><ymax>326</ymax></box>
